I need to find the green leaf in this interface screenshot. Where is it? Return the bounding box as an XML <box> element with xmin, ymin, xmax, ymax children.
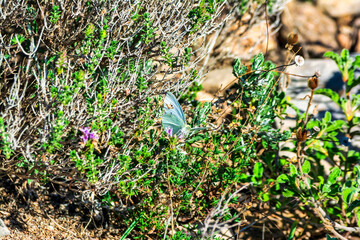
<box><xmin>347</xmin><ymin>199</ymin><xmax>360</xmax><ymax>213</ymax></box>
<box><xmin>328</xmin><ymin>167</ymin><xmax>341</xmax><ymax>185</ymax></box>
<box><xmin>347</xmin><ymin>55</ymin><xmax>360</xmax><ymax>89</ymax></box>
<box><xmin>261</xmin><ymin>192</ymin><xmax>270</xmax><ymax>202</ymax></box>
<box><xmin>341</xmin><ymin>49</ymin><xmax>350</xmax><ymax>63</ymax></box>
<box><xmin>252</xmin><ymin>53</ymin><xmax>264</xmax><ymax>70</ymax></box>
<box><xmin>318</xmin><ymin>175</ymin><xmax>325</xmax><ymax>188</ymax></box>
<box><xmin>355</xmin><ymin>165</ymin><xmax>360</xmax><ymax>186</ymax></box>
<box><xmin>289</xmin><ymin>164</ymin><xmax>297</xmax><ymax>177</ymax></box>
<box><xmin>348</xmin><ymin>76</ymin><xmax>360</xmax><ymax>92</ymax></box>
<box><xmin>254</xmin><ymin>162</ymin><xmax>263</xmax><ymax>179</ymax></box>
<box><xmin>233</xmin><ymin>58</ymin><xmax>247</xmax><ymax>78</ymax></box>
<box><xmin>354</xmin><ymin>55</ymin><xmax>360</xmax><ymax>67</ymax></box>
<box><xmin>306</xmin><ymin>120</ymin><xmax>319</xmax><ymax>130</ymax></box>
<box><xmin>193</xmin><ymin>101</ymin><xmax>211</xmax><ymax>127</ymax></box>
<box><xmin>314</xmin><ymin>89</ymin><xmax>341</xmax><ymax>107</ymax></box>
<box><xmin>324</xmin><ymin>111</ymin><xmax>331</xmax><ymax>123</ymax></box>
<box><xmin>239</xmin><ymin>173</ymin><xmax>250</xmax><ymax>182</ymax></box>
<box><xmin>187</xmin><ymin>134</ymin><xmax>207</xmax><ymax>143</ymax></box>
<box><xmin>302</xmin><ymin>160</ymin><xmax>311</xmax><ymax>174</ymax></box>
<box><xmin>283</xmin><ymin>189</ymin><xmax>295</xmax><ymax>197</ymax></box>
<box><xmin>288</xmin><ymin>220</ymin><xmax>298</xmax><ymax>240</ymax></box>
<box><xmin>277</xmin><ymin>174</ymin><xmax>289</xmax><ymax>183</ymax></box>
<box><xmin>353</xmin><ymin>117</ymin><xmax>360</xmax><ymax>125</ymax></box>
<box><xmin>120</xmin><ymin>214</ymin><xmax>141</xmax><ymax>240</ymax></box>
<box><xmin>326</xmin><ymin>120</ymin><xmax>346</xmax><ymax>132</ymax></box>
<box><xmin>342</xmin><ymin>187</ymin><xmax>356</xmax><ymax>204</ymax></box>
<box><xmin>324</xmin><ymin>51</ymin><xmax>341</xmax><ymax>65</ymax></box>
<box><xmin>322</xmin><ymin>183</ymin><xmax>331</xmax><ymax>193</ymax></box>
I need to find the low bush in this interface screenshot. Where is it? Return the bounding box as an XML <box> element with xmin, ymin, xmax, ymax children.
<box><xmin>2</xmin><ymin>0</ymin><xmax>359</xmax><ymax>239</ymax></box>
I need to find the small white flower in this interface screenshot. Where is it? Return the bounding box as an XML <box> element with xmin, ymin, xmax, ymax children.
<box><xmin>294</xmin><ymin>55</ymin><xmax>305</xmax><ymax>67</ymax></box>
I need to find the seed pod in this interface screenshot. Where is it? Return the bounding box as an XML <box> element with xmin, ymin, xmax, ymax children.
<box><xmin>287</xmin><ymin>32</ymin><xmax>299</xmax><ymax>45</ymax></box>
<box><xmin>296</xmin><ymin>127</ymin><xmax>307</xmax><ymax>142</ymax></box>
<box><xmin>307</xmin><ymin>75</ymin><xmax>319</xmax><ymax>90</ymax></box>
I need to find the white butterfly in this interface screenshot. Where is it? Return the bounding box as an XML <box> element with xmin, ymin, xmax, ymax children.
<box><xmin>162</xmin><ymin>92</ymin><xmax>190</xmax><ymax>139</ymax></box>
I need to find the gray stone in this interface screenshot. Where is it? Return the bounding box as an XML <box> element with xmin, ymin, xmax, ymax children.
<box><xmin>202</xmin><ymin>67</ymin><xmax>236</xmax><ymax>94</ymax></box>
<box><xmin>318</xmin><ymin>0</ymin><xmax>360</xmax><ymax>18</ymax></box>
<box><xmin>0</xmin><ymin>219</ymin><xmax>10</xmax><ymax>237</ymax></box>
<box><xmin>281</xmin><ymin>57</ymin><xmax>360</xmax><ymax>149</ymax></box>
<box><xmin>281</xmin><ymin>1</ymin><xmax>338</xmax><ymax>57</ymax></box>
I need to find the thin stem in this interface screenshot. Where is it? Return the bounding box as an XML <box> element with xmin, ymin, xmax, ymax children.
<box><xmin>296</xmin><ymin>90</ymin><xmax>348</xmax><ymax>240</ymax></box>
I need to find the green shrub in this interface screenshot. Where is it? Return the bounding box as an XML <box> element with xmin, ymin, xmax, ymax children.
<box><xmin>0</xmin><ymin>0</ymin><xmax>332</xmax><ymax>239</ymax></box>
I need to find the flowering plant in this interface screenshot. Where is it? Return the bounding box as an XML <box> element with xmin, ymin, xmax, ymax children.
<box><xmin>79</xmin><ymin>126</ymin><xmax>99</xmax><ymax>144</ymax></box>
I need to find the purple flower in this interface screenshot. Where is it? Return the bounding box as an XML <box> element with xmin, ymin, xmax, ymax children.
<box><xmin>80</xmin><ymin>126</ymin><xmax>98</xmax><ymax>144</ymax></box>
<box><xmin>89</xmin><ymin>132</ymin><xmax>99</xmax><ymax>140</ymax></box>
<box><xmin>79</xmin><ymin>127</ymin><xmax>91</xmax><ymax>135</ymax></box>
<box><xmin>80</xmin><ymin>134</ymin><xmax>89</xmax><ymax>143</ymax></box>
<box><xmin>165</xmin><ymin>127</ymin><xmax>173</xmax><ymax>137</ymax></box>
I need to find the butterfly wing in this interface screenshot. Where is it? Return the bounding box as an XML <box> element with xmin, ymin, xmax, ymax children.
<box><xmin>164</xmin><ymin>92</ymin><xmax>186</xmax><ymax>121</ymax></box>
<box><xmin>162</xmin><ymin>92</ymin><xmax>187</xmax><ymax>136</ymax></box>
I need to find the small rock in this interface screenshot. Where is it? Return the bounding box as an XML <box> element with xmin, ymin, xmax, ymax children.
<box><xmin>337</xmin><ymin>25</ymin><xmax>354</xmax><ymax>50</ymax></box>
<box><xmin>202</xmin><ymin>67</ymin><xmax>236</xmax><ymax>94</ymax></box>
<box><xmin>318</xmin><ymin>0</ymin><xmax>360</xmax><ymax>18</ymax></box>
<box><xmin>281</xmin><ymin>1</ymin><xmax>338</xmax><ymax>57</ymax></box>
<box><xmin>354</xmin><ymin>17</ymin><xmax>360</xmax><ymax>28</ymax></box>
<box><xmin>336</xmin><ymin>15</ymin><xmax>353</xmax><ymax>26</ymax></box>
<box><xmin>355</xmin><ymin>30</ymin><xmax>360</xmax><ymax>52</ymax></box>
<box><xmin>0</xmin><ymin>219</ymin><xmax>10</xmax><ymax>237</ymax></box>
<box><xmin>195</xmin><ymin>91</ymin><xmax>215</xmax><ymax>103</ymax></box>
<box><xmin>227</xmin><ymin>22</ymin><xmax>278</xmax><ymax>56</ymax></box>
<box><xmin>212</xmin><ymin>21</ymin><xmax>277</xmax><ymax>63</ymax></box>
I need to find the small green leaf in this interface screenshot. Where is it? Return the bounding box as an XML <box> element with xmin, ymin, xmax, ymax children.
<box><xmin>318</xmin><ymin>175</ymin><xmax>325</xmax><ymax>188</ymax></box>
<box><xmin>314</xmin><ymin>89</ymin><xmax>341</xmax><ymax>107</ymax></box>
<box><xmin>233</xmin><ymin>58</ymin><xmax>247</xmax><ymax>78</ymax></box>
<box><xmin>348</xmin><ymin>76</ymin><xmax>360</xmax><ymax>92</ymax></box>
<box><xmin>324</xmin><ymin>111</ymin><xmax>331</xmax><ymax>123</ymax></box>
<box><xmin>353</xmin><ymin>116</ymin><xmax>360</xmax><ymax>125</ymax></box>
<box><xmin>289</xmin><ymin>164</ymin><xmax>297</xmax><ymax>177</ymax></box>
<box><xmin>261</xmin><ymin>193</ymin><xmax>270</xmax><ymax>202</ymax></box>
<box><xmin>306</xmin><ymin>120</ymin><xmax>319</xmax><ymax>130</ymax></box>
<box><xmin>283</xmin><ymin>189</ymin><xmax>295</xmax><ymax>197</ymax></box>
<box><xmin>239</xmin><ymin>173</ymin><xmax>250</xmax><ymax>182</ymax></box>
<box><xmin>354</xmin><ymin>55</ymin><xmax>360</xmax><ymax>67</ymax></box>
<box><xmin>341</xmin><ymin>49</ymin><xmax>350</xmax><ymax>62</ymax></box>
<box><xmin>254</xmin><ymin>162</ymin><xmax>263</xmax><ymax>179</ymax></box>
<box><xmin>326</xmin><ymin>120</ymin><xmax>346</xmax><ymax>132</ymax></box>
<box><xmin>120</xmin><ymin>214</ymin><xmax>141</xmax><ymax>240</ymax></box>
<box><xmin>277</xmin><ymin>174</ymin><xmax>289</xmax><ymax>183</ymax></box>
<box><xmin>342</xmin><ymin>187</ymin><xmax>356</xmax><ymax>204</ymax></box>
<box><xmin>324</xmin><ymin>51</ymin><xmax>341</xmax><ymax>65</ymax></box>
<box><xmin>252</xmin><ymin>53</ymin><xmax>264</xmax><ymax>70</ymax></box>
<box><xmin>302</xmin><ymin>160</ymin><xmax>311</xmax><ymax>174</ymax></box>
<box><xmin>288</xmin><ymin>220</ymin><xmax>298</xmax><ymax>240</ymax></box>
<box><xmin>328</xmin><ymin>167</ymin><xmax>341</xmax><ymax>184</ymax></box>
<box><xmin>187</xmin><ymin>135</ymin><xmax>207</xmax><ymax>143</ymax></box>
<box><xmin>347</xmin><ymin>199</ymin><xmax>360</xmax><ymax>213</ymax></box>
